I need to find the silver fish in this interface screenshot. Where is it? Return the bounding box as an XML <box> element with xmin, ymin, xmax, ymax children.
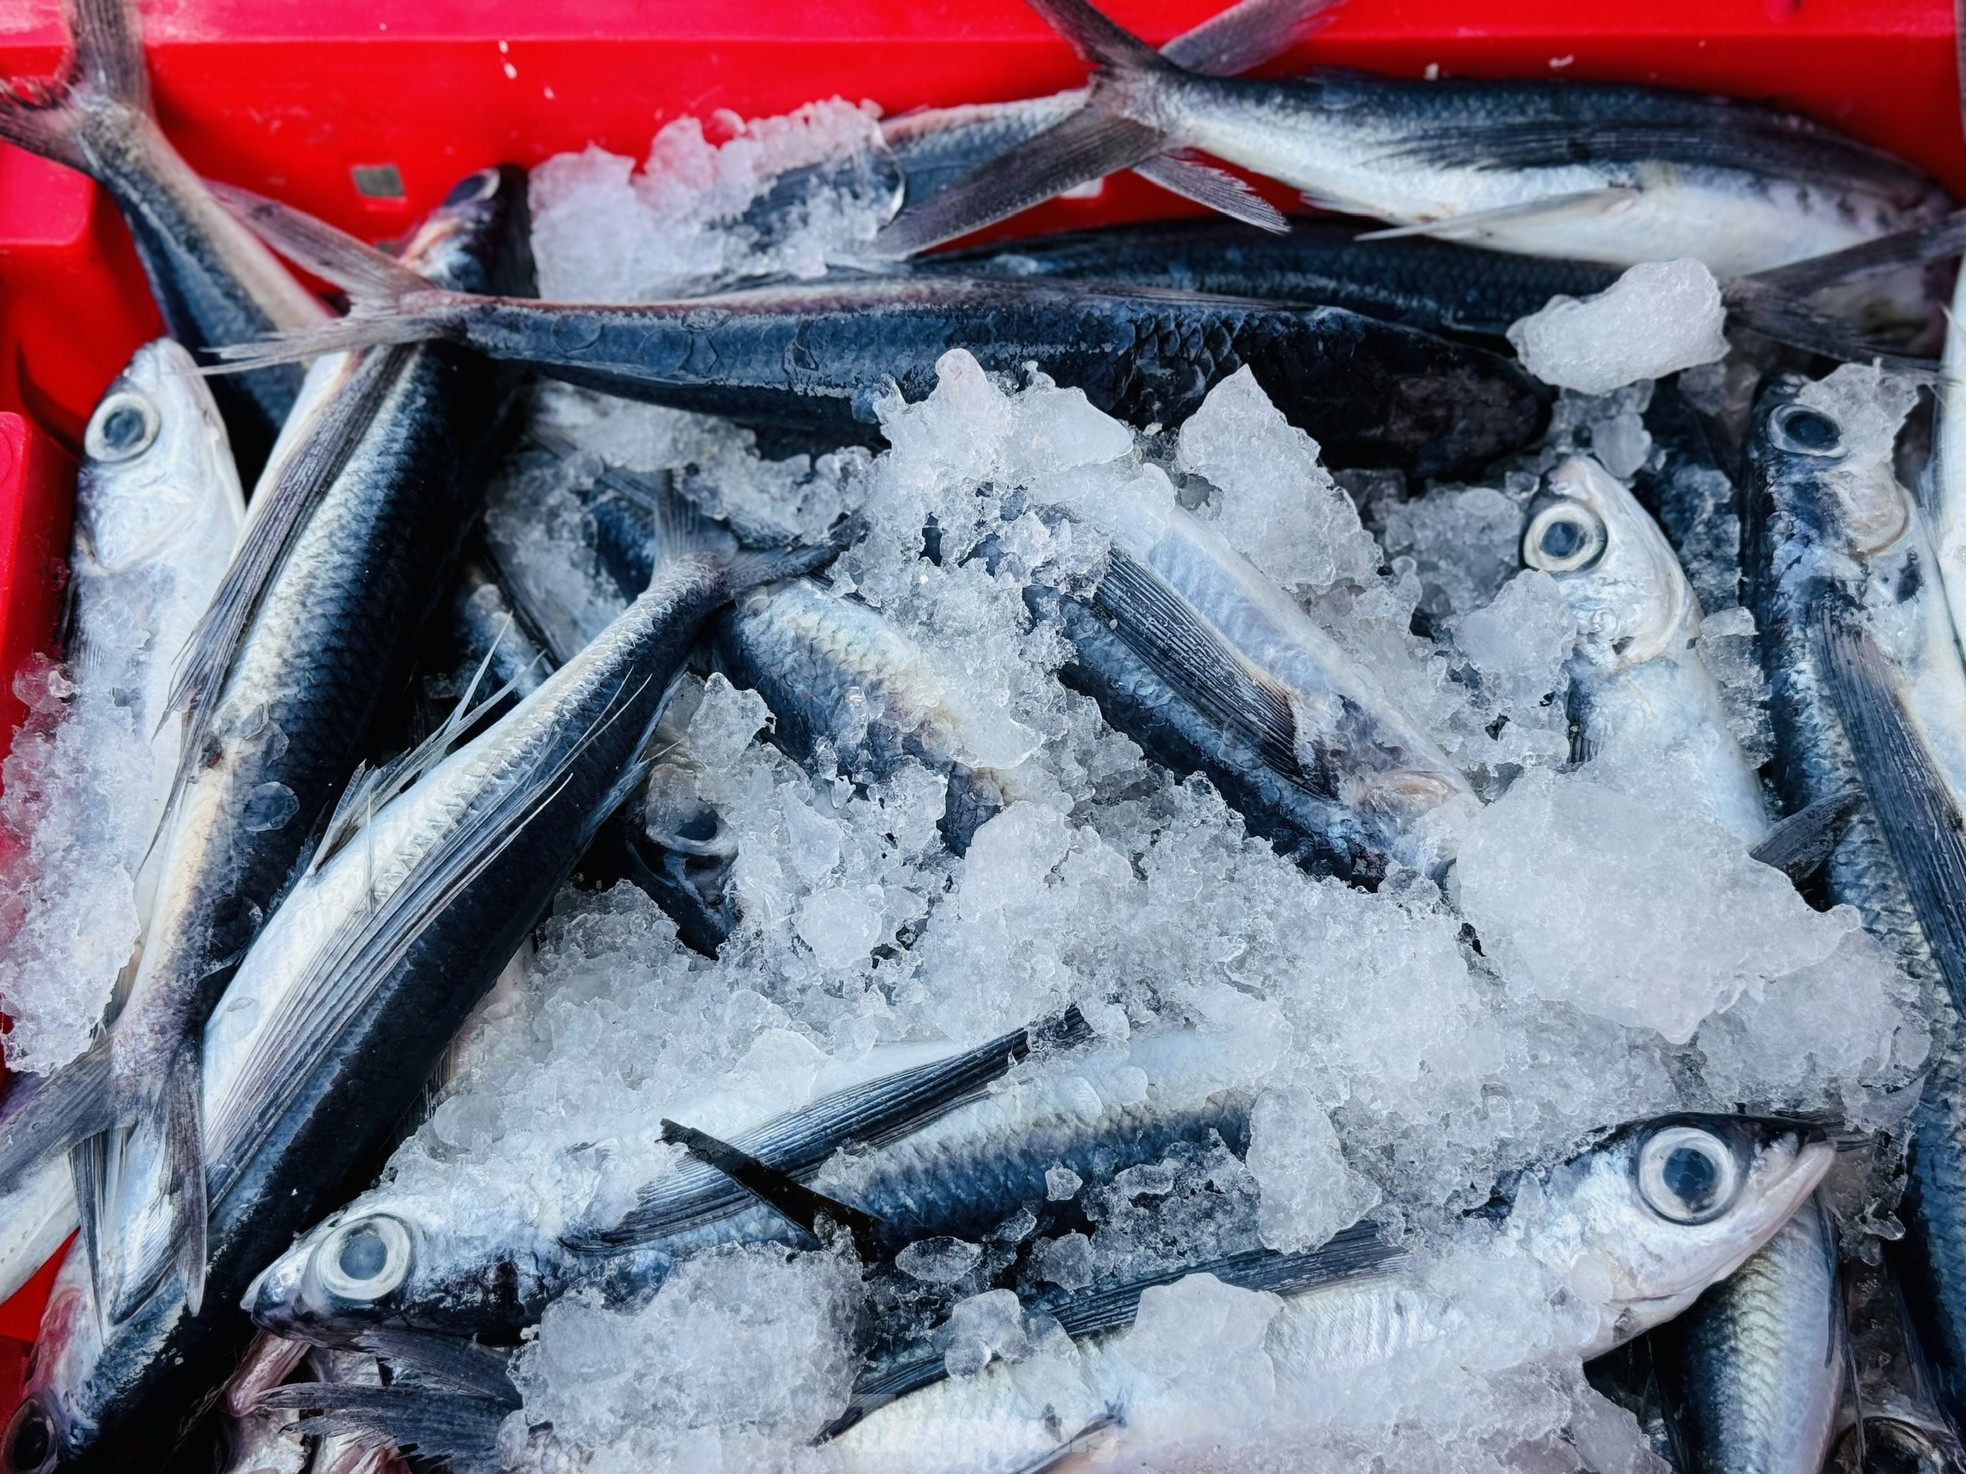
<box><xmin>880</xmin><ymin>0</ymin><xmax>1950</xmax><ymax>274</ymax></box>
<box><xmin>1524</xmin><ymin>453</ymin><xmax>1768</xmax><ymax>843</ymax></box>
<box><xmin>1036</xmin><ymin>493</ymin><xmax>1474</xmax><ymax>881</ymax></box>
<box><xmin>0</xmin><ymin>0</ymin><xmax>325</xmax><ymax>476</ymax></box>
<box><xmin>1654</xmin><ymin>1191</ymin><xmax>1845</xmax><ymax>1474</ymax></box>
<box><xmin>829</xmin><ymin>1114</ymin><xmax>1831</xmax><ymax>1471</ymax></box>
<box><xmin>1829</xmin><ymin>1258</ymin><xmax>1966</xmax><ymax>1473</ymax></box>
<box><xmin>0</xmin><ymin>169</ymin><xmax>536</xmax><ymax>1330</ymax></box>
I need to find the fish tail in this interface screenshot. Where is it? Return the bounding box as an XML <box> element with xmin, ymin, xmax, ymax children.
<box><xmin>203</xmin><ymin>181</ymin><xmax>463</xmax><ymax>368</ymax></box>
<box><xmin>91</xmin><ymin>1040</ymin><xmax>208</xmax><ymax>1325</ymax></box>
<box><xmin>0</xmin><ymin>0</ymin><xmax>153</xmax><ymax>172</ymax></box>
<box><xmin>1724</xmin><ymin>278</ymin><xmax>1939</xmax><ymax>370</ymax></box>
<box><xmin>877</xmin><ymin>0</ymin><xmax>1185</xmax><ymax>254</ymax></box>
<box><xmin>0</xmin><ymin>1040</ymin><xmax>116</xmax><ymax>1202</ymax></box>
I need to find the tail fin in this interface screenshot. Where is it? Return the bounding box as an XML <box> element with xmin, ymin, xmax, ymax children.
<box><xmin>204</xmin><ymin>183</ymin><xmax>463</xmax><ymax>368</ymax></box>
<box><xmin>1724</xmin><ymin>278</ymin><xmax>1938</xmax><ymax>369</ymax></box>
<box><xmin>1133</xmin><ymin>154</ymin><xmax>1287</xmax><ymax>233</ymax></box>
<box><xmin>1163</xmin><ymin>0</ymin><xmax>1341</xmax><ymax>76</ymax></box>
<box><xmin>0</xmin><ymin>1041</ymin><xmax>115</xmax><ymax>1200</ymax></box>
<box><xmin>726</xmin><ymin>540</ymin><xmax>843</xmax><ymax>597</ymax></box>
<box><xmin>91</xmin><ymin>1039</ymin><xmax>207</xmax><ymax>1325</ymax></box>
<box><xmin>1740</xmin><ymin>209</ymin><xmax>1966</xmax><ymax>297</ymax></box>
<box><xmin>877</xmin><ymin>0</ymin><xmax>1179</xmax><ymax>255</ymax></box>
<box><xmin>0</xmin><ymin>0</ymin><xmax>150</xmax><ymax>172</ymax></box>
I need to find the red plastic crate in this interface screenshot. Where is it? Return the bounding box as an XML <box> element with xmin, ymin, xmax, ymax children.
<box><xmin>0</xmin><ymin>0</ymin><xmax>1956</xmax><ymax>1420</ymax></box>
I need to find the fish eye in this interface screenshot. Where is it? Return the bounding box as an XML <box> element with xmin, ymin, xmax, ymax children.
<box><xmin>84</xmin><ymin>391</ymin><xmax>160</xmax><ymax>463</ymax></box>
<box><xmin>1770</xmin><ymin>405</ymin><xmax>1843</xmax><ymax>456</ymax></box>
<box><xmin>4</xmin><ymin>1401</ymin><xmax>54</xmax><ymax>1473</ymax></box>
<box><xmin>444</xmin><ymin>168</ymin><xmax>502</xmax><ymax>205</ymax></box>
<box><xmin>314</xmin><ymin>1214</ymin><xmax>412</xmax><ymax>1302</ymax></box>
<box><xmin>1522</xmin><ymin>500</ymin><xmax>1607</xmax><ymax>575</ymax></box>
<box><xmin>1636</xmin><ymin>1124</ymin><xmax>1741</xmax><ymax>1225</ymax></box>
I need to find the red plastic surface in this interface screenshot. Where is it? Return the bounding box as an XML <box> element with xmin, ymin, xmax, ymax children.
<box><xmin>0</xmin><ymin>0</ymin><xmax>1955</xmax><ymax>1413</ymax></box>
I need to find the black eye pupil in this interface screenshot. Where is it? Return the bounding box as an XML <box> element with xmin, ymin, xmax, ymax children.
<box><xmin>1663</xmin><ymin>1145</ymin><xmax>1721</xmax><ymax>1211</ymax></box>
<box><xmin>100</xmin><ymin>405</ymin><xmax>146</xmax><ymax>453</ymax></box>
<box><xmin>1780</xmin><ymin>408</ymin><xmax>1840</xmax><ymax>451</ymax></box>
<box><xmin>8</xmin><ymin>1409</ymin><xmax>50</xmax><ymax>1470</ymax></box>
<box><xmin>443</xmin><ymin>168</ymin><xmax>500</xmax><ymax>205</ymax></box>
<box><xmin>338</xmin><ymin>1225</ymin><xmax>388</xmax><ymax>1281</ymax></box>
<box><xmin>1540</xmin><ymin>518</ymin><xmax>1585</xmax><ymax>559</ymax></box>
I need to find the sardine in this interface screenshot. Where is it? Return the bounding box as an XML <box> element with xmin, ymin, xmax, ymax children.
<box><xmin>0</xmin><ymin>168</ymin><xmax>536</xmax><ymax>1330</ymax></box>
<box><xmin>927</xmin><ymin>214</ymin><xmax>1618</xmax><ymax>339</ymax></box>
<box><xmin>1653</xmin><ymin>1191</ymin><xmax>1844</xmax><ymax>1474</ymax></box>
<box><xmin>214</xmin><ymin>192</ymin><xmax>1548</xmax><ymax>479</ymax></box>
<box><xmin>1524</xmin><ymin>454</ymin><xmax>1767</xmax><ymax>842</ymax></box>
<box><xmin>239</xmin><ymin>1016</ymin><xmax>1266</xmax><ymax>1347</ymax></box>
<box><xmin>0</xmin><ymin>526</ymin><xmax>832</xmax><ymax>1472</ymax></box>
<box><xmin>879</xmin><ymin>0</ymin><xmax>1951</xmax><ymax>274</ymax></box>
<box><xmin>0</xmin><ymin>0</ymin><xmax>325</xmax><ymax>477</ymax></box>
<box><xmin>1031</xmin><ymin>498</ymin><xmax>1474</xmax><ymax>882</ymax></box>
<box><xmin>828</xmin><ymin>1114</ymin><xmax>1831</xmax><ymax>1471</ymax></box>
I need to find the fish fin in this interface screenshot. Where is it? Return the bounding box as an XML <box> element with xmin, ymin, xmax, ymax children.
<box><xmin>1749</xmin><ymin>785</ymin><xmax>1863</xmax><ymax>884</ymax></box>
<box><xmin>257</xmin><ymin>1383</ymin><xmax>509</xmax><ymax>1474</ymax></box>
<box><xmin>833</xmin><ymin>1231</ymin><xmax>1401</xmax><ymax>1433</ymax></box>
<box><xmin>877</xmin><ymin>97</ymin><xmax>1165</xmax><ymax>255</ymax></box>
<box><xmin>659</xmin><ymin>1118</ymin><xmax>885</xmax><ymax>1258</ymax></box>
<box><xmin>96</xmin><ymin>1039</ymin><xmax>207</xmax><ymax>1324</ymax></box>
<box><xmin>0</xmin><ymin>1039</ymin><xmax>114</xmax><ymax>1200</ymax></box>
<box><xmin>726</xmin><ymin>542</ymin><xmax>843</xmax><ymax>598</ymax></box>
<box><xmin>161</xmin><ymin>347</ymin><xmax>403</xmax><ymax>822</ymax></box>
<box><xmin>1022</xmin><ymin>0</ymin><xmax>1166</xmax><ymax>68</ymax></box>
<box><xmin>1353</xmin><ymin>187</ymin><xmax>1640</xmax><ymax>242</ymax></box>
<box><xmin>208</xmin><ymin>182</ymin><xmax>437</xmax><ymax>308</ymax></box>
<box><xmin>355</xmin><ymin>1326</ymin><xmax>520</xmax><ymax>1404</ymax></box>
<box><xmin>1161</xmin><ymin>0</ymin><xmax>1342</xmax><ymax>76</ymax></box>
<box><xmin>1814</xmin><ymin>602</ymin><xmax>1966</xmax><ymax>1013</ymax></box>
<box><xmin>66</xmin><ymin>0</ymin><xmax>149</xmax><ymax>116</ymax></box>
<box><xmin>1092</xmin><ymin>550</ymin><xmax>1306</xmax><ymax>782</ymax></box>
<box><xmin>1738</xmin><ymin>209</ymin><xmax>1966</xmax><ymax>296</ymax></box>
<box><xmin>200</xmin><ymin>675</ymin><xmax>650</xmax><ymax>1191</ymax></box>
<box><xmin>577</xmin><ymin>1006</ymin><xmax>1091</xmax><ymax>1250</ymax></box>
<box><xmin>1008</xmin><ymin>1417</ymin><xmax>1124</xmax><ymax>1474</ymax></box>
<box><xmin>1725</xmin><ymin>279</ymin><xmax>1937</xmax><ymax>367</ymax></box>
<box><xmin>0</xmin><ymin>77</ymin><xmax>85</xmax><ymax>171</ymax></box>
<box><xmin>1132</xmin><ymin>153</ymin><xmax>1288</xmax><ymax>233</ymax></box>
<box><xmin>68</xmin><ymin>1131</ymin><xmax>108</xmax><ymax>1328</ymax></box>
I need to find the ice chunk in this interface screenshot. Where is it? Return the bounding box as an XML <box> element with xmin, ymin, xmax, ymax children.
<box><xmin>1045</xmin><ymin>1166</ymin><xmax>1083</xmax><ymax>1201</ymax></box>
<box><xmin>507</xmin><ymin>1243</ymin><xmax>860</xmax><ymax>1472</ymax></box>
<box><xmin>1455</xmin><ymin>571</ymin><xmax>1577</xmax><ymax>720</ymax></box>
<box><xmin>896</xmin><ymin>1236</ymin><xmax>981</xmax><ymax>1285</ymax></box>
<box><xmin>1380</xmin><ymin>483</ymin><xmax>1525</xmax><ymax>624</ymax></box>
<box><xmin>1124</xmin><ymin>1273</ymin><xmax>1281</xmax><ymax>1415</ymax></box>
<box><xmin>1508</xmin><ymin>260</ymin><xmax>1729</xmax><ymax>394</ymax></box>
<box><xmin>1456</xmin><ymin>769</ymin><xmax>1882</xmax><ymax>1043</ymax></box>
<box><xmin>943</xmin><ymin>1288</ymin><xmax>1031</xmax><ymax>1379</ymax></box>
<box><xmin>1176</xmin><ymin>366</ymin><xmax>1383</xmax><ymax>597</ymax></box>
<box><xmin>1246</xmin><ymin>1085</ymin><xmax>1383</xmax><ymax>1252</ymax></box>
<box><xmin>795</xmin><ymin>887</ymin><xmax>883</xmax><ymax>969</ymax></box>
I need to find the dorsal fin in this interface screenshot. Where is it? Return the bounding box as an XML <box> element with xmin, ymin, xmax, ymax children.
<box><xmin>659</xmin><ymin>1118</ymin><xmax>885</xmax><ymax>1260</ymax></box>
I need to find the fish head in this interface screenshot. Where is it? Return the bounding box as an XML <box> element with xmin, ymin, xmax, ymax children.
<box><xmin>1516</xmin><ymin>1113</ymin><xmax>1831</xmax><ymax>1356</ymax></box>
<box><xmin>1752</xmin><ymin>367</ymin><xmax>1919</xmax><ymax>563</ymax></box>
<box><xmin>74</xmin><ymin>338</ymin><xmax>243</xmax><ymax>575</ymax></box>
<box><xmin>397</xmin><ymin>164</ymin><xmax>536</xmax><ymax>297</ymax></box>
<box><xmin>1523</xmin><ymin>454</ymin><xmax>1696</xmax><ymax>672</ymax></box>
<box><xmin>244</xmin><ymin>1187</ymin><xmax>549</xmax><ymax>1341</ymax></box>
<box><xmin>3</xmin><ymin>1255</ymin><xmax>108</xmax><ymax>1471</ymax></box>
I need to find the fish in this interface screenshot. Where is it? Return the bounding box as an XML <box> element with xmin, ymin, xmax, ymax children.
<box><xmin>0</xmin><ymin>167</ymin><xmax>537</xmax><ymax>1333</ymax></box>
<box><xmin>236</xmin><ymin>1015</ymin><xmax>1279</xmax><ymax>1348</ymax></box>
<box><xmin>1523</xmin><ymin>454</ymin><xmax>1768</xmax><ymax>843</ymax></box>
<box><xmin>1030</xmin><ymin>495</ymin><xmax>1475</xmax><ymax>883</ymax></box>
<box><xmin>878</xmin><ymin>0</ymin><xmax>1952</xmax><ymax>274</ymax></box>
<box><xmin>1928</xmin><ymin>247</ymin><xmax>1966</xmax><ymax>660</ymax></box>
<box><xmin>0</xmin><ymin>522</ymin><xmax>834</xmax><ymax>1471</ymax></box>
<box><xmin>1630</xmin><ymin>381</ymin><xmax>1743</xmax><ymax>618</ymax></box>
<box><xmin>1829</xmin><ymin>1257</ymin><xmax>1966</xmax><ymax>1473</ymax></box>
<box><xmin>1652</xmin><ymin>1191</ymin><xmax>1844</xmax><ymax>1474</ymax></box>
<box><xmin>211</xmin><ymin>191</ymin><xmax>1548</xmax><ymax>479</ymax></box>
<box><xmin>826</xmin><ymin>1113</ymin><xmax>1832</xmax><ymax>1471</ymax></box>
<box><xmin>0</xmin><ymin>0</ymin><xmax>326</xmax><ymax>477</ymax></box>
<box><xmin>922</xmin><ymin>214</ymin><xmax>1623</xmax><ymax>339</ymax></box>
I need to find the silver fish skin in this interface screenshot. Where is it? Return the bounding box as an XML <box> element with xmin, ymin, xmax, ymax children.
<box><xmin>1525</xmin><ymin>454</ymin><xmax>1767</xmax><ymax>843</ymax></box>
<box><xmin>1929</xmin><ymin>257</ymin><xmax>1966</xmax><ymax>661</ymax></box>
<box><xmin>1038</xmin><ymin>493</ymin><xmax>1475</xmax><ymax>882</ymax></box>
<box><xmin>714</xmin><ymin>577</ymin><xmax>1031</xmax><ymax>850</ymax></box>
<box><xmin>1655</xmin><ymin>1192</ymin><xmax>1844</xmax><ymax>1474</ymax></box>
<box><xmin>1829</xmin><ymin>1258</ymin><xmax>1966</xmax><ymax>1474</ymax></box>
<box><xmin>0</xmin><ymin>0</ymin><xmax>324</xmax><ymax>476</ymax></box>
<box><xmin>5</xmin><ymin>534</ymin><xmax>816</xmax><ymax>1472</ymax></box>
<box><xmin>879</xmin><ymin>0</ymin><xmax>1950</xmax><ymax>273</ymax></box>
<box><xmin>831</xmin><ymin>1114</ymin><xmax>1831</xmax><ymax>1472</ymax></box>
<box><xmin>243</xmin><ymin>1020</ymin><xmax>1247</xmax><ymax>1346</ymax></box>
<box><xmin>0</xmin><ymin>167</ymin><xmax>536</xmax><ymax>1337</ymax></box>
